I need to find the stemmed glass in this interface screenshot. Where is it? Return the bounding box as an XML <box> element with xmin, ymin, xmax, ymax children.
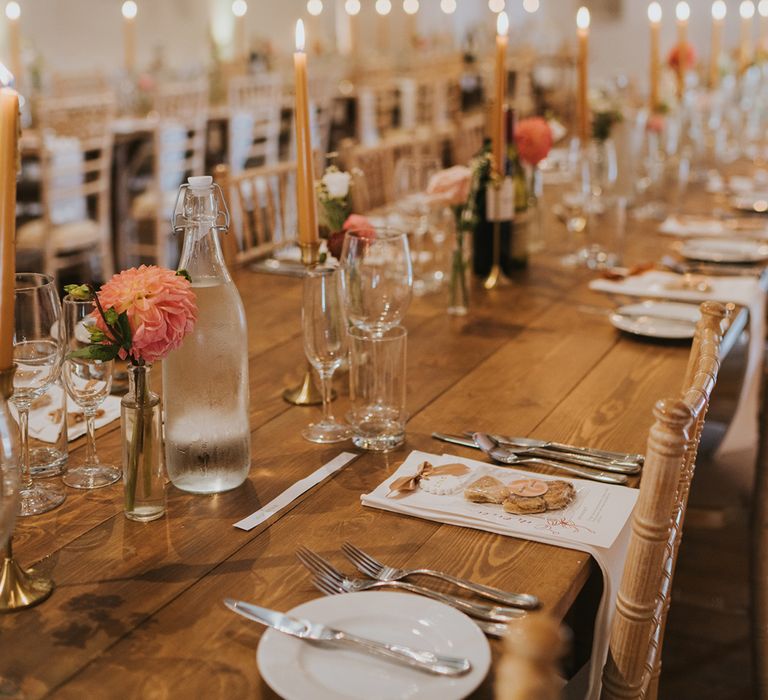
<box><xmin>12</xmin><ymin>273</ymin><xmax>65</xmax><ymax>516</ymax></box>
<box><xmin>0</xmin><ymin>382</ymin><xmax>19</xmax><ymax>550</ymax></box>
<box><xmin>340</xmin><ymin>228</ymin><xmax>413</xmax><ymax>336</ymax></box>
<box><xmin>301</xmin><ymin>267</ymin><xmax>351</xmax><ymax>444</ymax></box>
<box><xmin>61</xmin><ymin>295</ymin><xmax>121</xmax><ymax>489</ymax></box>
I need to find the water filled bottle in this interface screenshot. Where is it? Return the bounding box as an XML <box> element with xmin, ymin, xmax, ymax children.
<box><xmin>162</xmin><ymin>176</ymin><xmax>251</xmax><ymax>493</ymax></box>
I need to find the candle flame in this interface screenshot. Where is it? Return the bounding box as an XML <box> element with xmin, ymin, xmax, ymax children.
<box><xmin>712</xmin><ymin>0</ymin><xmax>727</xmax><ymax>20</ymax></box>
<box><xmin>295</xmin><ymin>19</ymin><xmax>305</xmax><ymax>52</ymax></box>
<box><xmin>497</xmin><ymin>11</ymin><xmax>509</xmax><ymax>36</ymax></box>
<box><xmin>676</xmin><ymin>1</ymin><xmax>690</xmax><ymax>22</ymax></box>
<box><xmin>576</xmin><ymin>6</ymin><xmax>590</xmax><ymax>30</ymax></box>
<box><xmin>741</xmin><ymin>0</ymin><xmax>756</xmax><ymax>19</ymax></box>
<box><xmin>5</xmin><ymin>1</ymin><xmax>20</xmax><ymax>20</ymax></box>
<box><xmin>648</xmin><ymin>2</ymin><xmax>662</xmax><ymax>24</ymax></box>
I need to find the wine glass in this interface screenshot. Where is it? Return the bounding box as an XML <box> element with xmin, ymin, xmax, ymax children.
<box><xmin>340</xmin><ymin>227</ymin><xmax>413</xmax><ymax>336</ymax></box>
<box><xmin>12</xmin><ymin>273</ymin><xmax>65</xmax><ymax>516</ymax></box>
<box><xmin>61</xmin><ymin>295</ymin><xmax>121</xmax><ymax>489</ymax></box>
<box><xmin>301</xmin><ymin>267</ymin><xmax>351</xmax><ymax>444</ymax></box>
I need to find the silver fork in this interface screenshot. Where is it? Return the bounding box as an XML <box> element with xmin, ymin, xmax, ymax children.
<box><xmin>310</xmin><ymin>572</ymin><xmax>512</xmax><ymax>639</ymax></box>
<box><xmin>342</xmin><ymin>542</ymin><xmax>539</xmax><ymax>610</ymax></box>
<box><xmin>296</xmin><ymin>547</ymin><xmax>525</xmax><ymax>623</ymax></box>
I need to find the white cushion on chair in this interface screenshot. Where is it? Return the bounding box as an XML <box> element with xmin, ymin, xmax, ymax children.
<box><xmin>16</xmin><ymin>218</ymin><xmax>102</xmax><ymax>253</ymax></box>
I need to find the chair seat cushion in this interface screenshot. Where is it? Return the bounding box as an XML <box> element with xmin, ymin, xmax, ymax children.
<box><xmin>131</xmin><ymin>190</ymin><xmax>178</xmax><ymax>220</ymax></box>
<box><xmin>16</xmin><ymin>218</ymin><xmax>102</xmax><ymax>253</ymax></box>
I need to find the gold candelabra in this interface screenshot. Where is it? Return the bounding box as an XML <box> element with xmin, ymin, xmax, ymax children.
<box><xmin>0</xmin><ymin>365</ymin><xmax>54</xmax><ymax>612</ymax></box>
<box><xmin>482</xmin><ymin>183</ymin><xmax>512</xmax><ymax>291</ymax></box>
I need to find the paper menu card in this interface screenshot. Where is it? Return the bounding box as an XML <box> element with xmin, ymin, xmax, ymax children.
<box><xmin>362</xmin><ymin>450</ymin><xmax>638</xmax><ymax>550</ymax></box>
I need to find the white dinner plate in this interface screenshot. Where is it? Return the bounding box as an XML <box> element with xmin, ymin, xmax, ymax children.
<box><xmin>256</xmin><ymin>592</ymin><xmax>491</xmax><ymax>700</ymax></box>
<box><xmin>679</xmin><ymin>237</ymin><xmax>768</xmax><ymax>263</ymax></box>
<box><xmin>610</xmin><ymin>301</ymin><xmax>700</xmax><ymax>340</ymax></box>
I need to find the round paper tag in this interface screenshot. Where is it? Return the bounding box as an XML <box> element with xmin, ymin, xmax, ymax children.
<box><xmin>508</xmin><ymin>479</ymin><xmax>549</xmax><ymax>497</ymax></box>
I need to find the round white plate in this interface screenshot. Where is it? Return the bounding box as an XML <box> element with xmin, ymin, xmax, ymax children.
<box><xmin>679</xmin><ymin>237</ymin><xmax>768</xmax><ymax>263</ymax></box>
<box><xmin>256</xmin><ymin>592</ymin><xmax>491</xmax><ymax>700</ymax></box>
<box><xmin>610</xmin><ymin>301</ymin><xmax>700</xmax><ymax>340</ymax></box>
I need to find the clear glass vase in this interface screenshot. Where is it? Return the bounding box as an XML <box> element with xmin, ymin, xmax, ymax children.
<box><xmin>121</xmin><ymin>365</ymin><xmax>164</xmax><ymax>522</ymax></box>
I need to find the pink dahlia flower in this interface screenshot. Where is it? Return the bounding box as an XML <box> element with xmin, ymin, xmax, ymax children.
<box><xmin>94</xmin><ymin>265</ymin><xmax>197</xmax><ymax>364</ymax></box>
<box><xmin>514</xmin><ymin>117</ymin><xmax>553</xmax><ymax>167</ymax></box>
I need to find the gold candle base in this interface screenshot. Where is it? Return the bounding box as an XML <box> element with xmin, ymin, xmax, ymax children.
<box><xmin>0</xmin><ymin>365</ymin><xmax>55</xmax><ymax>613</ymax></box>
<box><xmin>299</xmin><ymin>241</ymin><xmax>321</xmax><ymax>267</ymax></box>
<box><xmin>0</xmin><ymin>540</ymin><xmax>54</xmax><ymax>612</ymax></box>
<box><xmin>482</xmin><ymin>220</ymin><xmax>511</xmax><ymax>290</ymax></box>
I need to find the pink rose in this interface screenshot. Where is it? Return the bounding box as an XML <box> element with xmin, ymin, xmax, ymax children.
<box><xmin>426</xmin><ymin>166</ymin><xmax>472</xmax><ymax>207</ymax></box>
<box><xmin>514</xmin><ymin>117</ymin><xmax>553</xmax><ymax>167</ymax></box>
<box><xmin>94</xmin><ymin>265</ymin><xmax>197</xmax><ymax>364</ymax></box>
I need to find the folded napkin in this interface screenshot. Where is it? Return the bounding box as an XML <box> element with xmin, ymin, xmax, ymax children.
<box><xmin>590</xmin><ymin>270</ymin><xmax>766</xmax><ymax>492</ymax></box>
<box><xmin>10</xmin><ymin>384</ymin><xmax>121</xmax><ymax>443</ymax></box>
<box><xmin>362</xmin><ymin>449</ymin><xmax>639</xmax><ymax>700</ymax></box>
<box><xmin>658</xmin><ymin>216</ymin><xmax>727</xmax><ymax>237</ymax></box>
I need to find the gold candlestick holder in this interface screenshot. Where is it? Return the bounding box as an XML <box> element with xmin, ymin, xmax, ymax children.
<box><xmin>0</xmin><ymin>366</ymin><xmax>54</xmax><ymax>612</ymax></box>
<box><xmin>482</xmin><ymin>183</ymin><xmax>512</xmax><ymax>291</ymax></box>
<box><xmin>283</xmin><ymin>240</ymin><xmax>336</xmax><ymax>406</ymax></box>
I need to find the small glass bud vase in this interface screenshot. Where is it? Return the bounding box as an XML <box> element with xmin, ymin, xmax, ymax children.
<box><xmin>121</xmin><ymin>365</ymin><xmax>164</xmax><ymax>522</ymax></box>
<box><xmin>448</xmin><ymin>209</ymin><xmax>470</xmax><ymax>316</ymax></box>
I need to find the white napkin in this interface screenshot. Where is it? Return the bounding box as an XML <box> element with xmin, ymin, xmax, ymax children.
<box><xmin>590</xmin><ymin>270</ymin><xmax>766</xmax><ymax>492</ymax></box>
<box><xmin>362</xmin><ymin>450</ymin><xmax>639</xmax><ymax>700</ymax></box>
<box><xmin>11</xmin><ymin>384</ymin><xmax>121</xmax><ymax>443</ymax></box>
<box><xmin>658</xmin><ymin>216</ymin><xmax>727</xmax><ymax>237</ymax></box>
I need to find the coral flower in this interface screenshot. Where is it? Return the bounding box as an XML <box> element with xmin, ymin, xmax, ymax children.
<box><xmin>94</xmin><ymin>265</ymin><xmax>197</xmax><ymax>364</ymax></box>
<box><xmin>667</xmin><ymin>42</ymin><xmax>697</xmax><ymax>71</ymax></box>
<box><xmin>328</xmin><ymin>214</ymin><xmax>376</xmax><ymax>259</ymax></box>
<box><xmin>514</xmin><ymin>117</ymin><xmax>554</xmax><ymax>167</ymax></box>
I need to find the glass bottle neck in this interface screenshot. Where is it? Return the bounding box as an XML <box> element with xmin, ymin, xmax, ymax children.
<box><xmin>177</xmin><ymin>224</ymin><xmax>231</xmax><ymax>285</ymax></box>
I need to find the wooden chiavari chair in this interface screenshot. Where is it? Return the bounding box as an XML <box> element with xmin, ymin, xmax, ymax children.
<box><xmin>16</xmin><ymin>93</ymin><xmax>116</xmax><ymax>282</ymax></box>
<box><xmin>50</xmin><ymin>71</ymin><xmax>112</xmax><ymax>97</ymax></box>
<box><xmin>126</xmin><ymin>79</ymin><xmax>208</xmax><ymax>267</ymax></box>
<box><xmin>227</xmin><ymin>73</ymin><xmax>282</xmax><ymax>172</ymax></box>
<box><xmin>497</xmin><ymin>614</ymin><xmax>569</xmax><ymax>700</ymax></box>
<box><xmin>601</xmin><ymin>301</ymin><xmax>728</xmax><ymax>700</ymax></box>
<box><xmin>213</xmin><ymin>161</ymin><xmax>297</xmax><ymax>267</ymax></box>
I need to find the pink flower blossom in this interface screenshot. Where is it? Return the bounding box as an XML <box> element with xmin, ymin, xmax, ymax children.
<box><xmin>426</xmin><ymin>166</ymin><xmax>472</xmax><ymax>206</ymax></box>
<box><xmin>667</xmin><ymin>42</ymin><xmax>697</xmax><ymax>71</ymax></box>
<box><xmin>94</xmin><ymin>265</ymin><xmax>197</xmax><ymax>364</ymax></box>
<box><xmin>328</xmin><ymin>215</ymin><xmax>375</xmax><ymax>259</ymax></box>
<box><xmin>514</xmin><ymin>117</ymin><xmax>553</xmax><ymax>167</ymax></box>
<box><xmin>647</xmin><ymin>113</ymin><xmax>666</xmax><ymax>133</ymax></box>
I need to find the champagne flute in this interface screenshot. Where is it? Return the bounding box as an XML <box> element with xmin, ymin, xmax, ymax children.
<box><xmin>301</xmin><ymin>267</ymin><xmax>351</xmax><ymax>444</ymax></box>
<box><xmin>12</xmin><ymin>273</ymin><xmax>65</xmax><ymax>516</ymax></box>
<box><xmin>61</xmin><ymin>295</ymin><xmax>121</xmax><ymax>489</ymax></box>
<box><xmin>340</xmin><ymin>227</ymin><xmax>413</xmax><ymax>337</ymax></box>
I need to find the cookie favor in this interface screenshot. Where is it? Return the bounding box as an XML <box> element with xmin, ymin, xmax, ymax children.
<box><xmin>464</xmin><ymin>476</ymin><xmax>510</xmax><ymax>504</ymax></box>
<box><xmin>503</xmin><ymin>479</ymin><xmax>575</xmax><ymax>515</ymax></box>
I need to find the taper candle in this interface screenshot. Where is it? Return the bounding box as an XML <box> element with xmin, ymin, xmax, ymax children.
<box><xmin>232</xmin><ymin>0</ymin><xmax>248</xmax><ymax>61</ymax></box>
<box><xmin>675</xmin><ymin>2</ymin><xmax>690</xmax><ymax>98</ymax></box>
<box><xmin>711</xmin><ymin>1</ymin><xmax>727</xmax><ymax>88</ymax></box>
<box><xmin>0</xmin><ymin>86</ymin><xmax>18</xmax><ymax>371</ymax></box>
<box><xmin>577</xmin><ymin>7</ymin><xmax>590</xmax><ymax>143</ymax></box>
<box><xmin>5</xmin><ymin>3</ymin><xmax>21</xmax><ymax>89</ymax></box>
<box><xmin>492</xmin><ymin>11</ymin><xmax>509</xmax><ymax>175</ymax></box>
<box><xmin>648</xmin><ymin>2</ymin><xmax>662</xmax><ymax>112</ymax></box>
<box><xmin>741</xmin><ymin>1</ymin><xmax>756</xmax><ymax>73</ymax></box>
<box><xmin>293</xmin><ymin>20</ymin><xmax>318</xmax><ymax>257</ymax></box>
<box><xmin>121</xmin><ymin>1</ymin><xmax>137</xmax><ymax>74</ymax></box>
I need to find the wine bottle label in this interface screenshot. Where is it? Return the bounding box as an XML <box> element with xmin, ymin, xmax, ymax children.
<box><xmin>485</xmin><ymin>178</ymin><xmax>515</xmax><ymax>222</ymax></box>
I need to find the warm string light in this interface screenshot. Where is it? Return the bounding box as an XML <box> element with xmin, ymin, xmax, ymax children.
<box><xmin>712</xmin><ymin>0</ymin><xmax>727</xmax><ymax>21</ymax></box>
<box><xmin>375</xmin><ymin>0</ymin><xmax>392</xmax><ymax>14</ymax></box>
<box><xmin>307</xmin><ymin>0</ymin><xmax>323</xmax><ymax>16</ymax></box>
<box><xmin>760</xmin><ymin>0</ymin><xmax>768</xmax><ymax>17</ymax></box>
<box><xmin>741</xmin><ymin>0</ymin><xmax>756</xmax><ymax>19</ymax></box>
<box><xmin>648</xmin><ymin>2</ymin><xmax>662</xmax><ymax>24</ymax></box>
<box><xmin>4</xmin><ymin>1</ymin><xmax>19</xmax><ymax>20</ymax></box>
<box><xmin>403</xmin><ymin>0</ymin><xmax>419</xmax><ymax>15</ymax></box>
<box><xmin>232</xmin><ymin>0</ymin><xmax>247</xmax><ymax>17</ymax></box>
<box><xmin>440</xmin><ymin>0</ymin><xmax>456</xmax><ymax>14</ymax></box>
<box><xmin>489</xmin><ymin>0</ymin><xmax>505</xmax><ymax>13</ymax></box>
<box><xmin>523</xmin><ymin>0</ymin><xmax>539</xmax><ymax>13</ymax></box>
<box><xmin>345</xmin><ymin>0</ymin><xmax>361</xmax><ymax>15</ymax></box>
<box><xmin>676</xmin><ymin>1</ymin><xmax>690</xmax><ymax>22</ymax></box>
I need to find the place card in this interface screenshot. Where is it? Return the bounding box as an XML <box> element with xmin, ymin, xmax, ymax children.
<box><xmin>233</xmin><ymin>451</ymin><xmax>359</xmax><ymax>531</ymax></box>
<box><xmin>362</xmin><ymin>450</ymin><xmax>638</xmax><ymax>549</ymax></box>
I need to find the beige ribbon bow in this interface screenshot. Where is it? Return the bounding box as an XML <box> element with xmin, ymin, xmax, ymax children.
<box><xmin>388</xmin><ymin>461</ymin><xmax>470</xmax><ymax>496</ymax></box>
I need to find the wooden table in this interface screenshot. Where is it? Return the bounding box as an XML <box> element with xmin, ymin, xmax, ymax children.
<box><xmin>0</xmin><ymin>216</ymin><xmax>751</xmax><ymax>698</ymax></box>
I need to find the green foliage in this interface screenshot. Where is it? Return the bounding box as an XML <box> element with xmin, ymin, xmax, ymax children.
<box><xmin>63</xmin><ymin>284</ymin><xmax>92</xmax><ymax>300</ymax></box>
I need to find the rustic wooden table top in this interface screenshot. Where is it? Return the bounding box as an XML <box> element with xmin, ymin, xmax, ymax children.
<box><xmin>1</xmin><ymin>186</ymin><xmax>754</xmax><ymax>698</ymax></box>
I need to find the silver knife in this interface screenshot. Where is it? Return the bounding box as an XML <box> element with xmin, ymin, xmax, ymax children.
<box><xmin>224</xmin><ymin>599</ymin><xmax>472</xmax><ymax>677</ymax></box>
<box><xmin>432</xmin><ymin>433</ymin><xmax>640</xmax><ymax>475</ymax></box>
<box><xmin>463</xmin><ymin>431</ymin><xmax>644</xmax><ymax>468</ymax></box>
